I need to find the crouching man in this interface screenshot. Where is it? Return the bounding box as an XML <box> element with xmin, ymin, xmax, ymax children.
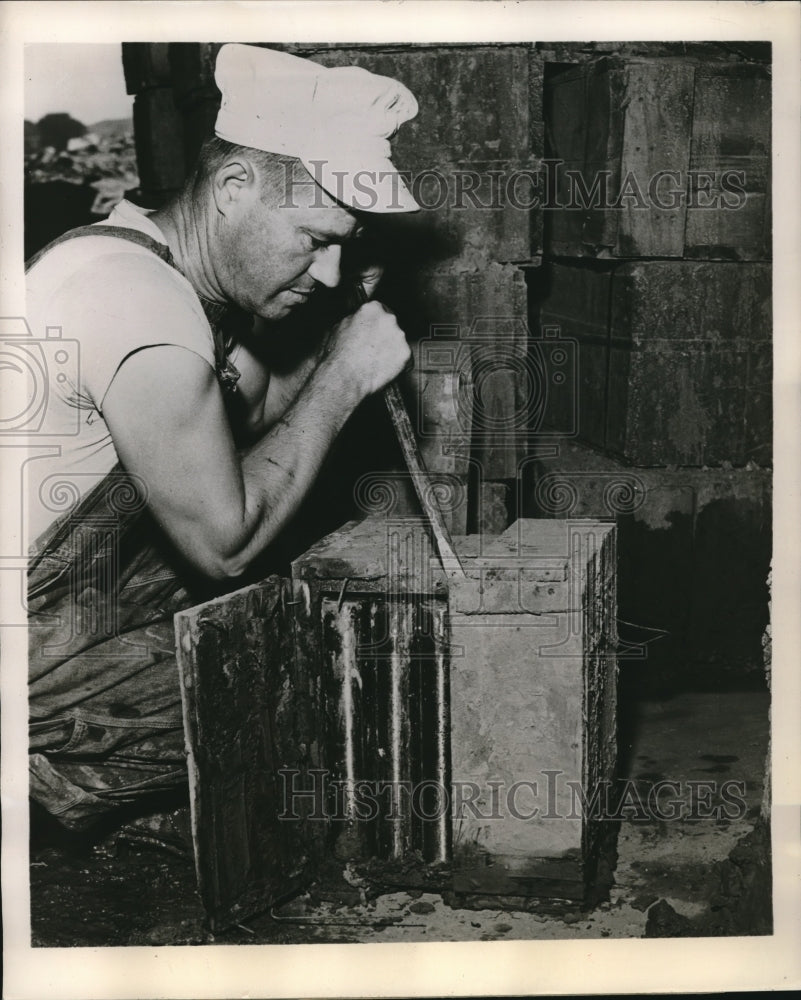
<box><xmin>26</xmin><ymin>44</ymin><xmax>419</xmax><ymax>835</ymax></box>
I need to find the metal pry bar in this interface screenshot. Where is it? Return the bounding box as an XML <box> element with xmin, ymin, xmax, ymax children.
<box><xmin>351</xmin><ymin>279</ymin><xmax>467</xmax><ymax>581</ymax></box>
<box><xmin>383</xmin><ymin>381</ymin><xmax>467</xmax><ymax>583</ymax></box>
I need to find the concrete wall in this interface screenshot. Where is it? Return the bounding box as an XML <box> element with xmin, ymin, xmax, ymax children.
<box><xmin>530</xmin><ymin>45</ymin><xmax>771</xmax><ymax>689</ymax></box>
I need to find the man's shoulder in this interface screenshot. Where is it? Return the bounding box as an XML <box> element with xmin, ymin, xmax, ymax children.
<box><xmin>29</xmin><ymin>228</ymin><xmax>175</xmax><ymax>284</ymax></box>
<box><xmin>28</xmin><ymin>234</ymin><xmax>207</xmax><ymax>327</ymax></box>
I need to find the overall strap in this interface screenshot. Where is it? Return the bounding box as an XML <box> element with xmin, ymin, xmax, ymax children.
<box><xmin>26</xmin><ymin>223</ymin><xmax>243</xmax><ymax>394</ymax></box>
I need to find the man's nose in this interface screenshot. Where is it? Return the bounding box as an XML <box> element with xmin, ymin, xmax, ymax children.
<box><xmin>308</xmin><ymin>245</ymin><xmax>342</xmax><ymax>288</ymax></box>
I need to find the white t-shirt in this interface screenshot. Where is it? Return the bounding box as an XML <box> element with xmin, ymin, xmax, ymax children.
<box><xmin>24</xmin><ymin>200</ymin><xmax>217</xmax><ymax>546</ymax></box>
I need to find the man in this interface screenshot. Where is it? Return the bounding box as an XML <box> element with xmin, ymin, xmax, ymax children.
<box><xmin>27</xmin><ymin>44</ymin><xmax>419</xmax><ymax>836</ymax></box>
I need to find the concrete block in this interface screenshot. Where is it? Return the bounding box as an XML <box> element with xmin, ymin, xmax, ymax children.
<box><xmin>477</xmin><ymin>480</ymin><xmax>512</xmax><ymax>535</ymax></box>
<box><xmin>181</xmin><ymin>98</ymin><xmax>219</xmax><ymax>171</ymax></box>
<box><xmin>448</xmin><ymin>519</ymin><xmax>617</xmax><ymax>900</ymax></box>
<box><xmin>606</xmin><ymin>261</ymin><xmax>771</xmax><ymax>467</ymax></box>
<box><xmin>363</xmin><ymin>158</ymin><xmax>538</xmax><ymax>269</ymax></box>
<box><xmin>411</xmin><ymin>366</ymin><xmax>472</xmax><ymax>463</ymax></box>
<box><xmin>610</xmin><ymin>61</ymin><xmax>694</xmax><ymax>258</ymax></box>
<box><xmin>394</xmin><ymin>266</ymin><xmax>530</xmax><ymax>484</ymax></box>
<box><xmin>685</xmin><ymin>63</ymin><xmax>771</xmax><ymax>261</ymax></box>
<box><xmin>413</xmin><ymin>159</ymin><xmax>537</xmax><ymax>265</ymax></box>
<box><xmin>686</xmin><ymin>493</ymin><xmax>771</xmax><ymax>678</ymax></box>
<box><xmin>574</xmin><ymin>341</ymin><xmax>608</xmax><ymax>450</ymax></box>
<box><xmin>381</xmin><ymin>250</ymin><xmax>529</xmax><ymax>347</ymax></box>
<box><xmin>403</xmin><ymin>264</ymin><xmax>529</xmax><ymax>339</ymax></box>
<box><xmin>168</xmin><ymin>42</ymin><xmax>221</xmax><ymax>107</ymax></box>
<box><xmin>291</xmin><ymin>515</ymin><xmax>619</xmax><ymax>902</ymax></box>
<box><xmin>294</xmin><ymin>45</ymin><xmax>544</xmax><ymax>263</ymax></box>
<box><xmin>544</xmin><ymin>57</ymin><xmax>770</xmax><ymax>260</ymax></box>
<box><xmin>532</xmin><ymin>259</ymin><xmax>770</xmax><ymax>468</ymax></box>
<box><xmin>744</xmin><ymin>342</ymin><xmax>772</xmax><ymax>467</ymax></box>
<box><xmin>545</xmin><ymin>58</ymin><xmax>692</xmax><ymax>258</ymax></box>
<box><xmin>306</xmin><ymin>45</ymin><xmax>535</xmax><ymax>166</ymax></box>
<box><xmin>685</xmin><ymin>191</ymin><xmax>770</xmax><ymax>263</ymax></box>
<box><xmin>610</xmin><ymin>261</ymin><xmax>771</xmax><ymax>345</ymax></box>
<box><xmin>528</xmin><ymin>48</ymin><xmax>545</xmax><ymax>130</ymax></box>
<box><xmin>608</xmin><ymin>342</ymin><xmax>751</xmax><ymax>466</ymax></box>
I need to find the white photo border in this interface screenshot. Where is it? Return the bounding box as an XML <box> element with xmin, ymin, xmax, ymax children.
<box><xmin>2</xmin><ymin>2</ymin><xmax>799</xmax><ymax>997</ymax></box>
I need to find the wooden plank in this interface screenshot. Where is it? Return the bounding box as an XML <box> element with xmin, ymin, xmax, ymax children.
<box><xmin>538</xmin><ymin>261</ymin><xmax>615</xmax><ymax>448</ymax></box>
<box><xmin>121</xmin><ymin>42</ymin><xmax>171</xmax><ymax>94</ymax></box>
<box><xmin>132</xmin><ymin>88</ymin><xmax>186</xmax><ymax>204</ymax></box>
<box><xmin>544</xmin><ymin>64</ymin><xmax>588</xmax><ymax>255</ymax></box>
<box><xmin>175</xmin><ymin>577</ymin><xmax>315</xmax><ymax>932</ymax></box>
<box><xmin>581</xmin><ymin>58</ymin><xmax>628</xmax><ymax>253</ymax></box>
<box><xmin>466</xmin><ymin>266</ymin><xmax>530</xmax><ymax>485</ymax></box>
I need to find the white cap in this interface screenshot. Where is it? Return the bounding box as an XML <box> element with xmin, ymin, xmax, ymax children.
<box><xmin>214</xmin><ymin>43</ymin><xmax>420</xmax><ymax>213</ymax></box>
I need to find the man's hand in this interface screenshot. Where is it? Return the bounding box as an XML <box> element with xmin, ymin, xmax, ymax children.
<box><xmin>229</xmin><ymin>264</ymin><xmax>402</xmax><ymax>439</ymax></box>
<box><xmin>324</xmin><ymin>300</ymin><xmax>411</xmax><ymax>399</ymax></box>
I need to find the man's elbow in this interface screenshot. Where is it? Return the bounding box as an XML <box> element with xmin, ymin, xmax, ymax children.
<box><xmin>161</xmin><ymin>501</ymin><xmax>271</xmax><ymax>582</ymax></box>
<box><xmin>197</xmin><ymin>555</ymin><xmax>250</xmax><ymax>583</ymax></box>
<box><xmin>190</xmin><ymin>543</ymin><xmax>254</xmax><ymax>583</ymax></box>
<box><xmin>173</xmin><ymin>525</ymin><xmax>258</xmax><ymax>583</ymax></box>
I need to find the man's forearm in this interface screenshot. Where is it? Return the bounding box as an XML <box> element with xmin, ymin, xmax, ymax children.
<box><xmin>219</xmin><ymin>353</ymin><xmax>360</xmax><ymax>576</ymax></box>
<box><xmin>258</xmin><ymin>343</ymin><xmax>327</xmax><ymax>433</ymax></box>
<box><xmin>103</xmin><ymin>302</ymin><xmax>409</xmax><ymax>582</ymax></box>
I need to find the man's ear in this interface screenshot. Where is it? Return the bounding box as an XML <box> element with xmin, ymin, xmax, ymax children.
<box><xmin>212</xmin><ymin>158</ymin><xmax>255</xmax><ymax>216</ymax></box>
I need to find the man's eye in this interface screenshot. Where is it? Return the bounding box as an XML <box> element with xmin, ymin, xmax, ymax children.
<box><xmin>305</xmin><ymin>234</ymin><xmax>329</xmax><ymax>251</ymax></box>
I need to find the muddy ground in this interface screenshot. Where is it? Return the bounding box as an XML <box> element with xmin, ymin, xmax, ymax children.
<box><xmin>29</xmin><ymin>690</ymin><xmax>771</xmax><ymax>946</ymax></box>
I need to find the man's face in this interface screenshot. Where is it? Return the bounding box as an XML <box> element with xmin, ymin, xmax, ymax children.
<box><xmin>218</xmin><ymin>162</ymin><xmax>362</xmax><ymax>320</ymax></box>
